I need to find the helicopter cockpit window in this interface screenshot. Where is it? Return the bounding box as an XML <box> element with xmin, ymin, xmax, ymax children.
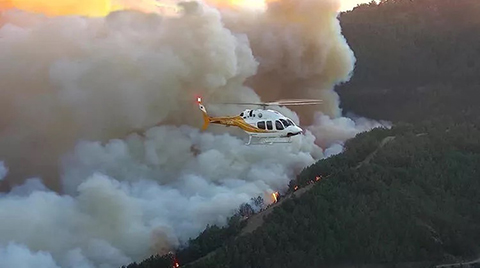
<box><xmin>266</xmin><ymin>121</ymin><xmax>273</xmax><ymax>130</ymax></box>
<box><xmin>287</xmin><ymin>119</ymin><xmax>295</xmax><ymax>126</ymax></box>
<box><xmin>257</xmin><ymin>121</ymin><xmax>266</xmax><ymax>129</ymax></box>
<box><xmin>280</xmin><ymin>119</ymin><xmax>290</xmax><ymax>127</ymax></box>
<box><xmin>275</xmin><ymin>120</ymin><xmax>284</xmax><ymax>130</ymax></box>
<box><xmin>240</xmin><ymin>112</ymin><xmax>244</xmax><ymax>117</ymax></box>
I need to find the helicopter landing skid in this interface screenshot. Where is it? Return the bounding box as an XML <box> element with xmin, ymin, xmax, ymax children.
<box><xmin>246</xmin><ymin>136</ymin><xmax>292</xmax><ymax>145</ymax></box>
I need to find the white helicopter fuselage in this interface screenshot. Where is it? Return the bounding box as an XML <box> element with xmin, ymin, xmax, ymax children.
<box><xmin>196</xmin><ymin>97</ymin><xmax>309</xmax><ymax>145</ymax></box>
<box><xmin>239</xmin><ymin>108</ymin><xmax>303</xmax><ymax>138</ymax></box>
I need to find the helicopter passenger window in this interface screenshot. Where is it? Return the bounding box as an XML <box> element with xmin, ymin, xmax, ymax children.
<box><xmin>280</xmin><ymin>119</ymin><xmax>290</xmax><ymax>127</ymax></box>
<box><xmin>257</xmin><ymin>121</ymin><xmax>266</xmax><ymax>129</ymax></box>
<box><xmin>275</xmin><ymin>120</ymin><xmax>284</xmax><ymax>130</ymax></box>
<box><xmin>266</xmin><ymin>121</ymin><xmax>273</xmax><ymax>130</ymax></box>
<box><xmin>249</xmin><ymin>110</ymin><xmax>253</xmax><ymax>117</ymax></box>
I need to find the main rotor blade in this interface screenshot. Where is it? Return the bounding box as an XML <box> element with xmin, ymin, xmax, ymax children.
<box><xmin>272</xmin><ymin>102</ymin><xmax>323</xmax><ymax>106</ymax></box>
<box><xmin>213</xmin><ymin>102</ymin><xmax>267</xmax><ymax>105</ymax></box>
<box><xmin>267</xmin><ymin>99</ymin><xmax>323</xmax><ymax>106</ymax></box>
<box><xmin>211</xmin><ymin>99</ymin><xmax>323</xmax><ymax>106</ymax></box>
<box><xmin>274</xmin><ymin>99</ymin><xmax>323</xmax><ymax>102</ymax></box>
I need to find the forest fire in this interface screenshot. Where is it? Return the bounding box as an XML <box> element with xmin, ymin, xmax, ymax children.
<box><xmin>172</xmin><ymin>254</ymin><xmax>180</xmax><ymax>268</ymax></box>
<box><xmin>272</xmin><ymin>192</ymin><xmax>279</xmax><ymax>203</ymax></box>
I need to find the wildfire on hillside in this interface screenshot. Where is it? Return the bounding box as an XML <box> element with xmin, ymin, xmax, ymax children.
<box><xmin>272</xmin><ymin>192</ymin><xmax>279</xmax><ymax>203</ymax></box>
<box><xmin>172</xmin><ymin>254</ymin><xmax>180</xmax><ymax>268</ymax></box>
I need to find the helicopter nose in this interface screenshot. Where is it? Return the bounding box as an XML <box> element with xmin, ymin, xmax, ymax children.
<box><xmin>294</xmin><ymin>126</ymin><xmax>303</xmax><ymax>134</ymax></box>
<box><xmin>287</xmin><ymin>126</ymin><xmax>303</xmax><ymax>136</ymax></box>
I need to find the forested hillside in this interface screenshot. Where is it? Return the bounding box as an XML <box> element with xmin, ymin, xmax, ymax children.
<box><xmin>341</xmin><ymin>0</ymin><xmax>480</xmax><ymax>87</ymax></box>
<box><xmin>124</xmin><ymin>0</ymin><xmax>480</xmax><ymax>267</ymax></box>
<box><xmin>188</xmin><ymin>122</ymin><xmax>480</xmax><ymax>268</ymax></box>
<box><xmin>337</xmin><ymin>0</ymin><xmax>480</xmax><ymax>123</ymax></box>
<box><xmin>127</xmin><ymin>123</ymin><xmax>480</xmax><ymax>268</ymax></box>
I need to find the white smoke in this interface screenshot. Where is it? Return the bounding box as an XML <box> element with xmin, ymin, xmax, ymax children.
<box><xmin>0</xmin><ymin>126</ymin><xmax>321</xmax><ymax>268</ymax></box>
<box><xmin>218</xmin><ymin>0</ymin><xmax>356</xmax><ymax>120</ymax></box>
<box><xmin>0</xmin><ymin>0</ymin><xmax>388</xmax><ymax>267</ymax></box>
<box><xmin>0</xmin><ymin>243</ymin><xmax>61</xmax><ymax>268</ymax></box>
<box><xmin>323</xmin><ymin>143</ymin><xmax>344</xmax><ymax>158</ymax></box>
<box><xmin>307</xmin><ymin>112</ymin><xmax>391</xmax><ymax>150</ymax></box>
<box><xmin>0</xmin><ymin>4</ymin><xmax>260</xmax><ymax>188</ymax></box>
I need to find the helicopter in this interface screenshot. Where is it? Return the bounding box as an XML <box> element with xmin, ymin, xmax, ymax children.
<box><xmin>196</xmin><ymin>97</ymin><xmax>322</xmax><ymax>145</ymax></box>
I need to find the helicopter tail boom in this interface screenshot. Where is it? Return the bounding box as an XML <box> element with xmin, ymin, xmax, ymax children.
<box><xmin>197</xmin><ymin>97</ymin><xmax>250</xmax><ymax>130</ymax></box>
<box><xmin>201</xmin><ymin>113</ymin><xmax>210</xmax><ymax>130</ymax></box>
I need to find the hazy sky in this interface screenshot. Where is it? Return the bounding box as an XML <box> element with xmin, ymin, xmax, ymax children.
<box><xmin>340</xmin><ymin>0</ymin><xmax>379</xmax><ymax>11</ymax></box>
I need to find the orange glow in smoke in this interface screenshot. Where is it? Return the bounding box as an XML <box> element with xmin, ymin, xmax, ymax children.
<box><xmin>0</xmin><ymin>0</ymin><xmax>307</xmax><ymax>18</ymax></box>
<box><xmin>0</xmin><ymin>0</ymin><xmax>272</xmax><ymax>17</ymax></box>
<box><xmin>0</xmin><ymin>0</ymin><xmax>174</xmax><ymax>17</ymax></box>
<box><xmin>203</xmin><ymin>0</ymin><xmax>280</xmax><ymax>11</ymax></box>
<box><xmin>0</xmin><ymin>0</ymin><xmax>112</xmax><ymax>16</ymax></box>
<box><xmin>0</xmin><ymin>0</ymin><xmax>350</xmax><ymax>19</ymax></box>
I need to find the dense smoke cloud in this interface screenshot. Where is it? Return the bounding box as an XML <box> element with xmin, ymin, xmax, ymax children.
<box><xmin>218</xmin><ymin>0</ymin><xmax>355</xmax><ymax>121</ymax></box>
<box><xmin>0</xmin><ymin>126</ymin><xmax>321</xmax><ymax>268</ymax></box>
<box><xmin>0</xmin><ymin>0</ymin><xmax>388</xmax><ymax>267</ymax></box>
<box><xmin>307</xmin><ymin>112</ymin><xmax>391</xmax><ymax>150</ymax></box>
<box><xmin>0</xmin><ymin>4</ymin><xmax>260</xmax><ymax>188</ymax></box>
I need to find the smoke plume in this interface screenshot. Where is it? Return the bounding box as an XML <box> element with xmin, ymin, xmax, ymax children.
<box><xmin>221</xmin><ymin>0</ymin><xmax>356</xmax><ymax>122</ymax></box>
<box><xmin>0</xmin><ymin>0</ymin><xmax>388</xmax><ymax>267</ymax></box>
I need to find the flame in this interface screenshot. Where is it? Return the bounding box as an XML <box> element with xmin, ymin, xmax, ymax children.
<box><xmin>315</xmin><ymin>176</ymin><xmax>321</xmax><ymax>181</ymax></box>
<box><xmin>271</xmin><ymin>192</ymin><xmax>279</xmax><ymax>203</ymax></box>
<box><xmin>294</xmin><ymin>185</ymin><xmax>298</xmax><ymax>191</ymax></box>
<box><xmin>172</xmin><ymin>256</ymin><xmax>180</xmax><ymax>268</ymax></box>
<box><xmin>0</xmin><ymin>0</ymin><xmax>176</xmax><ymax>17</ymax></box>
